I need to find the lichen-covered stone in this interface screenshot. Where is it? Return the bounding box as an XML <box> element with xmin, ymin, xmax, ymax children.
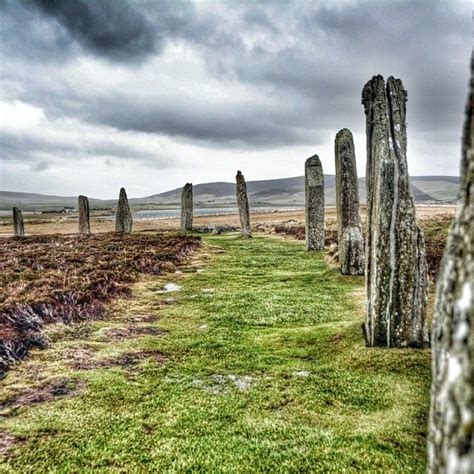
<box><xmin>115</xmin><ymin>187</ymin><xmax>133</xmax><ymax>233</ymax></box>
<box><xmin>362</xmin><ymin>75</ymin><xmax>428</xmax><ymax>348</ymax></box>
<box><xmin>305</xmin><ymin>154</ymin><xmax>324</xmax><ymax>251</ymax></box>
<box><xmin>180</xmin><ymin>183</ymin><xmax>193</xmax><ymax>231</ymax></box>
<box><xmin>427</xmin><ymin>58</ymin><xmax>473</xmax><ymax>473</ymax></box>
<box><xmin>335</xmin><ymin>129</ymin><xmax>364</xmax><ymax>274</ymax></box>
<box><xmin>78</xmin><ymin>195</ymin><xmax>90</xmax><ymax>235</ymax></box>
<box><xmin>236</xmin><ymin>171</ymin><xmax>251</xmax><ymax>238</ymax></box>
<box><xmin>13</xmin><ymin>207</ymin><xmax>24</xmax><ymax>237</ymax></box>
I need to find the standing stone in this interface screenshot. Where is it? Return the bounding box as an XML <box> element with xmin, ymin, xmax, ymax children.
<box><xmin>361</xmin><ymin>75</ymin><xmax>429</xmax><ymax>348</ymax></box>
<box><xmin>115</xmin><ymin>187</ymin><xmax>133</xmax><ymax>233</ymax></box>
<box><xmin>180</xmin><ymin>183</ymin><xmax>193</xmax><ymax>231</ymax></box>
<box><xmin>78</xmin><ymin>195</ymin><xmax>90</xmax><ymax>235</ymax></box>
<box><xmin>12</xmin><ymin>207</ymin><xmax>24</xmax><ymax>237</ymax></box>
<box><xmin>427</xmin><ymin>58</ymin><xmax>473</xmax><ymax>473</ymax></box>
<box><xmin>335</xmin><ymin>129</ymin><xmax>365</xmax><ymax>275</ymax></box>
<box><xmin>305</xmin><ymin>154</ymin><xmax>324</xmax><ymax>251</ymax></box>
<box><xmin>236</xmin><ymin>171</ymin><xmax>252</xmax><ymax>237</ymax></box>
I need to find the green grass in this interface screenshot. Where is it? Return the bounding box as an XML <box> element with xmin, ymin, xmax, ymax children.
<box><xmin>0</xmin><ymin>233</ymin><xmax>430</xmax><ymax>472</ymax></box>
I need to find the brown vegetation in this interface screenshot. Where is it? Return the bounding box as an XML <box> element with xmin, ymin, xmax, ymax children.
<box><xmin>0</xmin><ymin>233</ymin><xmax>200</xmax><ymax>378</ymax></box>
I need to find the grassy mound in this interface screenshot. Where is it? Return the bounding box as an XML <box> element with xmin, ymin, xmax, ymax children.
<box><xmin>0</xmin><ymin>234</ymin><xmax>430</xmax><ymax>471</ymax></box>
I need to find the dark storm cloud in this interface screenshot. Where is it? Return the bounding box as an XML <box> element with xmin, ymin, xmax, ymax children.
<box><xmin>30</xmin><ymin>0</ymin><xmax>158</xmax><ymax>62</ymax></box>
<box><xmin>84</xmin><ymin>97</ymin><xmax>318</xmax><ymax>147</ymax></box>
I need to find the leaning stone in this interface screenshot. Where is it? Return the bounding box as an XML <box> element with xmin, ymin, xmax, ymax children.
<box><xmin>305</xmin><ymin>154</ymin><xmax>324</xmax><ymax>250</ymax></box>
<box><xmin>427</xmin><ymin>57</ymin><xmax>473</xmax><ymax>473</ymax></box>
<box><xmin>236</xmin><ymin>171</ymin><xmax>252</xmax><ymax>237</ymax></box>
<box><xmin>180</xmin><ymin>183</ymin><xmax>193</xmax><ymax>231</ymax></box>
<box><xmin>361</xmin><ymin>75</ymin><xmax>429</xmax><ymax>348</ymax></box>
<box><xmin>13</xmin><ymin>207</ymin><xmax>24</xmax><ymax>237</ymax></box>
<box><xmin>335</xmin><ymin>129</ymin><xmax>364</xmax><ymax>274</ymax></box>
<box><xmin>78</xmin><ymin>195</ymin><xmax>90</xmax><ymax>235</ymax></box>
<box><xmin>115</xmin><ymin>187</ymin><xmax>133</xmax><ymax>233</ymax></box>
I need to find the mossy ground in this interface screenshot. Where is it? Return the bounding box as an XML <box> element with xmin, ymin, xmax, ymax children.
<box><xmin>0</xmin><ymin>233</ymin><xmax>430</xmax><ymax>472</ymax></box>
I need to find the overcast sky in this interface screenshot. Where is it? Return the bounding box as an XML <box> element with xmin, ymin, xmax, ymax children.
<box><xmin>0</xmin><ymin>0</ymin><xmax>471</xmax><ymax>199</ymax></box>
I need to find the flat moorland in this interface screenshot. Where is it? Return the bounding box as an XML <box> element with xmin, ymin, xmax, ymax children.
<box><xmin>0</xmin><ymin>234</ymin><xmax>201</xmax><ymax>378</ymax></box>
<box><xmin>1</xmin><ymin>234</ymin><xmax>430</xmax><ymax>472</ymax></box>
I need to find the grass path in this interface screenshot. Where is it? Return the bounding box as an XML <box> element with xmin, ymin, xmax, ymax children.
<box><xmin>0</xmin><ymin>234</ymin><xmax>430</xmax><ymax>472</ymax></box>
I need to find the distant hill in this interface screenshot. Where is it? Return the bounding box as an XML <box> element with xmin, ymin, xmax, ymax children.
<box><xmin>133</xmin><ymin>175</ymin><xmax>460</xmax><ymax>207</ymax></box>
<box><xmin>0</xmin><ymin>175</ymin><xmax>460</xmax><ymax>211</ymax></box>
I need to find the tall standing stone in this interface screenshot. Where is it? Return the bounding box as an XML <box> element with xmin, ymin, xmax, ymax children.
<box><xmin>236</xmin><ymin>171</ymin><xmax>251</xmax><ymax>237</ymax></box>
<box><xmin>115</xmin><ymin>187</ymin><xmax>133</xmax><ymax>233</ymax></box>
<box><xmin>78</xmin><ymin>195</ymin><xmax>90</xmax><ymax>235</ymax></box>
<box><xmin>335</xmin><ymin>129</ymin><xmax>364</xmax><ymax>275</ymax></box>
<box><xmin>181</xmin><ymin>183</ymin><xmax>193</xmax><ymax>231</ymax></box>
<box><xmin>305</xmin><ymin>154</ymin><xmax>324</xmax><ymax>251</ymax></box>
<box><xmin>427</xmin><ymin>58</ymin><xmax>473</xmax><ymax>473</ymax></box>
<box><xmin>12</xmin><ymin>207</ymin><xmax>24</xmax><ymax>237</ymax></box>
<box><xmin>362</xmin><ymin>75</ymin><xmax>429</xmax><ymax>348</ymax></box>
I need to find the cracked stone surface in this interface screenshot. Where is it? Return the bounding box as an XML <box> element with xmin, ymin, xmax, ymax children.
<box><xmin>362</xmin><ymin>75</ymin><xmax>428</xmax><ymax>348</ymax></box>
<box><xmin>428</xmin><ymin>59</ymin><xmax>473</xmax><ymax>473</ymax></box>
<box><xmin>335</xmin><ymin>128</ymin><xmax>364</xmax><ymax>275</ymax></box>
<box><xmin>78</xmin><ymin>195</ymin><xmax>90</xmax><ymax>235</ymax></box>
<box><xmin>13</xmin><ymin>207</ymin><xmax>24</xmax><ymax>237</ymax></box>
<box><xmin>181</xmin><ymin>183</ymin><xmax>193</xmax><ymax>231</ymax></box>
<box><xmin>115</xmin><ymin>187</ymin><xmax>133</xmax><ymax>233</ymax></box>
<box><xmin>236</xmin><ymin>170</ymin><xmax>252</xmax><ymax>238</ymax></box>
<box><xmin>305</xmin><ymin>154</ymin><xmax>324</xmax><ymax>251</ymax></box>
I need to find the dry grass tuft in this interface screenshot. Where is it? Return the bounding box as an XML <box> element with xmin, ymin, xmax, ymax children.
<box><xmin>0</xmin><ymin>233</ymin><xmax>200</xmax><ymax>377</ymax></box>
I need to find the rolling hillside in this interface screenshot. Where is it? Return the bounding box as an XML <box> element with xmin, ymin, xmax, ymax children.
<box><xmin>132</xmin><ymin>175</ymin><xmax>460</xmax><ymax>207</ymax></box>
<box><xmin>0</xmin><ymin>175</ymin><xmax>460</xmax><ymax>211</ymax></box>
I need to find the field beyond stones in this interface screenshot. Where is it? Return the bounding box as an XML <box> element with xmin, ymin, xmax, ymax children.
<box><xmin>0</xmin><ymin>214</ymin><xmax>450</xmax><ymax>470</ymax></box>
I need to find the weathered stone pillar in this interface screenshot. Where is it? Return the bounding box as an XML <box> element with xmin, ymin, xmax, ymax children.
<box><xmin>305</xmin><ymin>154</ymin><xmax>324</xmax><ymax>250</ymax></box>
<box><xmin>13</xmin><ymin>207</ymin><xmax>24</xmax><ymax>237</ymax></box>
<box><xmin>78</xmin><ymin>195</ymin><xmax>90</xmax><ymax>235</ymax></box>
<box><xmin>236</xmin><ymin>171</ymin><xmax>252</xmax><ymax>237</ymax></box>
<box><xmin>427</xmin><ymin>58</ymin><xmax>473</xmax><ymax>473</ymax></box>
<box><xmin>362</xmin><ymin>75</ymin><xmax>429</xmax><ymax>348</ymax></box>
<box><xmin>115</xmin><ymin>187</ymin><xmax>133</xmax><ymax>233</ymax></box>
<box><xmin>335</xmin><ymin>129</ymin><xmax>364</xmax><ymax>274</ymax></box>
<box><xmin>181</xmin><ymin>183</ymin><xmax>193</xmax><ymax>231</ymax></box>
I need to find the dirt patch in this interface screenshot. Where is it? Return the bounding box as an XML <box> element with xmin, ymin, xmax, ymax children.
<box><xmin>125</xmin><ymin>314</ymin><xmax>160</xmax><ymax>324</ymax></box>
<box><xmin>66</xmin><ymin>347</ymin><xmax>98</xmax><ymax>370</ymax></box>
<box><xmin>0</xmin><ymin>431</ymin><xmax>19</xmax><ymax>456</ymax></box>
<box><xmin>102</xmin><ymin>326</ymin><xmax>165</xmax><ymax>342</ymax></box>
<box><xmin>1</xmin><ymin>377</ymin><xmax>85</xmax><ymax>416</ymax></box>
<box><xmin>67</xmin><ymin>347</ymin><xmax>167</xmax><ymax>371</ymax></box>
<box><xmin>111</xmin><ymin>350</ymin><xmax>167</xmax><ymax>367</ymax></box>
<box><xmin>330</xmin><ymin>334</ymin><xmax>344</xmax><ymax>344</ymax></box>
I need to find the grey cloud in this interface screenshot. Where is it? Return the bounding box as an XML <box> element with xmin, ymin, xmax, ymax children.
<box><xmin>34</xmin><ymin>161</ymin><xmax>50</xmax><ymax>172</ymax></box>
<box><xmin>30</xmin><ymin>0</ymin><xmax>158</xmax><ymax>62</ymax></box>
<box><xmin>0</xmin><ymin>0</ymin><xmax>471</xmax><ymax>167</ymax></box>
<box><xmin>0</xmin><ymin>128</ymin><xmax>163</xmax><ymax>166</ymax></box>
<box><xmin>0</xmin><ymin>1</ymin><xmax>75</xmax><ymax>63</ymax></box>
